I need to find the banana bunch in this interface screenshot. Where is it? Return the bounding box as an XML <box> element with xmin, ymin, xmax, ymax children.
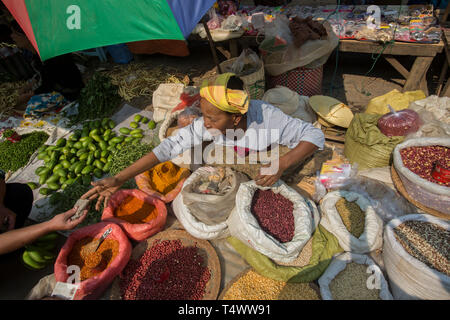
<box><xmin>22</xmin><ymin>232</ymin><xmax>59</xmax><ymax>270</ymax></box>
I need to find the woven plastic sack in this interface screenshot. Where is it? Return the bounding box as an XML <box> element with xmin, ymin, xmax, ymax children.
<box><xmin>101</xmin><ymin>189</ymin><xmax>167</xmax><ymax>241</ymax></box>
<box><xmin>383</xmin><ymin>214</ymin><xmax>450</xmax><ymax>300</ymax></box>
<box><xmin>226</xmin><ymin>224</ymin><xmax>344</xmax><ymax>283</ymax></box>
<box><xmin>393</xmin><ymin>137</ymin><xmax>450</xmax><ymax>215</ymax></box>
<box><xmin>172</xmin><ymin>190</ymin><xmax>230</xmax><ymax>240</ymax></box>
<box><xmin>344</xmin><ymin>113</ymin><xmax>405</xmax><ymax>170</ymax></box>
<box><xmin>318</xmin><ymin>252</ymin><xmax>393</xmax><ymax>300</ymax></box>
<box><xmin>181</xmin><ymin>167</ymin><xmax>249</xmax><ymax>225</ymax></box>
<box><xmin>135</xmin><ymin>162</ymin><xmax>190</xmax><ymax>203</ymax></box>
<box><xmin>152</xmin><ymin>83</ymin><xmax>185</xmax><ymax>123</ymax></box>
<box><xmin>54</xmin><ymin>222</ymin><xmax>132</xmax><ymax>300</ymax></box>
<box><xmin>319</xmin><ymin>190</ymin><xmax>384</xmax><ymax>253</ymax></box>
<box><xmin>364</xmin><ymin>89</ymin><xmax>426</xmax><ymax>115</ymax></box>
<box><xmin>227</xmin><ymin>180</ymin><xmax>315</xmax><ymax>263</ymax></box>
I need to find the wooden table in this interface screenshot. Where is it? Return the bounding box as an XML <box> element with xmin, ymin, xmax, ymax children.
<box><xmin>338</xmin><ymin>39</ymin><xmax>444</xmax><ymax>96</ymax></box>
<box><xmin>436</xmin><ymin>28</ymin><xmax>450</xmax><ymax>97</ymax></box>
<box><xmin>228</xmin><ymin>35</ymin><xmax>444</xmax><ymax>96</ymax></box>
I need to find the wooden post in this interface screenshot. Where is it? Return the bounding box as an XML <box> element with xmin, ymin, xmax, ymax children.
<box><xmin>402</xmin><ymin>56</ymin><xmax>433</xmax><ymax>94</ymax></box>
<box><xmin>202</xmin><ymin>21</ymin><xmax>223</xmax><ymax>74</ymax></box>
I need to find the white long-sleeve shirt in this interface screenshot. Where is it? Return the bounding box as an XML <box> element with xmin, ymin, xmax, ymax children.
<box><xmin>153</xmin><ymin>100</ymin><xmax>325</xmax><ymax>163</ymax></box>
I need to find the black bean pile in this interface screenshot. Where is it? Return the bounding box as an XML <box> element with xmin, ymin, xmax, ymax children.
<box><xmin>250</xmin><ymin>189</ymin><xmax>294</xmax><ymax>243</ymax></box>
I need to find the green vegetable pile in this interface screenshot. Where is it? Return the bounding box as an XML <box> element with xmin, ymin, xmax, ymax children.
<box><xmin>109</xmin><ymin>141</ymin><xmax>153</xmax><ymax>176</ymax></box>
<box><xmin>69</xmin><ymin>73</ymin><xmax>121</xmax><ymax>126</ymax></box>
<box><xmin>0</xmin><ymin>131</ymin><xmax>48</xmax><ymax>172</ymax></box>
<box><xmin>34</xmin><ymin>117</ymin><xmax>150</xmax><ymax>195</ymax></box>
<box><xmin>22</xmin><ymin>232</ymin><xmax>58</xmax><ymax>270</ymax></box>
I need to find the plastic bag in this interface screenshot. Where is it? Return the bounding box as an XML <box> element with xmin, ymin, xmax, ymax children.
<box><xmin>383</xmin><ymin>214</ymin><xmax>450</xmax><ymax>300</ymax></box>
<box><xmin>181</xmin><ymin>167</ymin><xmax>249</xmax><ymax>225</ymax></box>
<box><xmin>54</xmin><ymin>222</ymin><xmax>132</xmax><ymax>300</ymax></box>
<box><xmin>318</xmin><ymin>252</ymin><xmax>393</xmax><ymax>300</ymax></box>
<box><xmin>259</xmin><ymin>15</ymin><xmax>293</xmax><ymax>56</ymax></box>
<box><xmin>101</xmin><ymin>189</ymin><xmax>167</xmax><ymax>241</ymax></box>
<box><xmin>207</xmin><ymin>8</ymin><xmax>222</xmax><ymax>30</ymax></box>
<box><xmin>226</xmin><ymin>48</ymin><xmax>262</xmax><ymax>76</ymax></box>
<box><xmin>262</xmin><ymin>21</ymin><xmax>339</xmax><ymax>77</ymax></box>
<box><xmin>319</xmin><ymin>190</ymin><xmax>384</xmax><ymax>254</ymax></box>
<box><xmin>227</xmin><ymin>180</ymin><xmax>315</xmax><ymax>263</ymax></box>
<box><xmin>221</xmin><ymin>15</ymin><xmax>243</xmax><ymax>31</ymax></box>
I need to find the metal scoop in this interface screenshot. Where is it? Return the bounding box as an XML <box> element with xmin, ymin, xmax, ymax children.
<box><xmin>82</xmin><ymin>227</ymin><xmax>112</xmax><ymax>256</ymax></box>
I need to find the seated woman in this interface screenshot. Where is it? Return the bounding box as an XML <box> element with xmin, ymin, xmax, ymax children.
<box><xmin>83</xmin><ymin>73</ymin><xmax>324</xmax><ymax>210</ymax></box>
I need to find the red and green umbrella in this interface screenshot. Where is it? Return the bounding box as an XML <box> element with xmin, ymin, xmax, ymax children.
<box><xmin>2</xmin><ymin>0</ymin><xmax>216</xmax><ymax>61</ymax></box>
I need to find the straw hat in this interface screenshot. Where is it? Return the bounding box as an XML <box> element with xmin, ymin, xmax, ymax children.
<box><xmin>309</xmin><ymin>95</ymin><xmax>354</xmax><ymax>128</ymax></box>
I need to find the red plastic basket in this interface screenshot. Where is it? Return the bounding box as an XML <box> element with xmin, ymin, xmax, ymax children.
<box><xmin>268</xmin><ymin>65</ymin><xmax>323</xmax><ymax>97</ymax></box>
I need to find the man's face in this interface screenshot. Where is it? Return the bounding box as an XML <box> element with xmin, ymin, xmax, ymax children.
<box><xmin>200</xmin><ymin>98</ymin><xmax>239</xmax><ymax>135</ymax></box>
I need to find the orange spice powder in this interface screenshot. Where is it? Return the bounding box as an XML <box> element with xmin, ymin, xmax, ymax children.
<box><xmin>114</xmin><ymin>196</ymin><xmax>158</xmax><ymax>224</ymax></box>
<box><xmin>67</xmin><ymin>237</ymin><xmax>119</xmax><ymax>281</ymax></box>
<box><xmin>147</xmin><ymin>161</ymin><xmax>189</xmax><ymax>195</ymax></box>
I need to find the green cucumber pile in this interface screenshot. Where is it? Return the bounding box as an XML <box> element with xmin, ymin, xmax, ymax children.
<box><xmin>22</xmin><ymin>232</ymin><xmax>59</xmax><ymax>270</ymax></box>
<box><xmin>0</xmin><ymin>131</ymin><xmax>49</xmax><ymax>173</ymax></box>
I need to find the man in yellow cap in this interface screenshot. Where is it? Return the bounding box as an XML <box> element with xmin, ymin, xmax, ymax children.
<box><xmin>82</xmin><ymin>73</ymin><xmax>324</xmax><ymax>210</ymax></box>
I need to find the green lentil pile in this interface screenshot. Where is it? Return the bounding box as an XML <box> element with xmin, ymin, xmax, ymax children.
<box><xmin>109</xmin><ymin>141</ymin><xmax>153</xmax><ymax>176</ymax></box>
<box><xmin>335</xmin><ymin>198</ymin><xmax>366</xmax><ymax>238</ymax></box>
<box><xmin>394</xmin><ymin>221</ymin><xmax>450</xmax><ymax>276</ymax></box>
<box><xmin>222</xmin><ymin>269</ymin><xmax>321</xmax><ymax>300</ymax></box>
<box><xmin>0</xmin><ymin>131</ymin><xmax>48</xmax><ymax>172</ymax></box>
<box><xmin>329</xmin><ymin>262</ymin><xmax>381</xmax><ymax>300</ymax></box>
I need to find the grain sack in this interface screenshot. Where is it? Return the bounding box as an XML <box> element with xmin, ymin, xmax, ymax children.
<box><xmin>227</xmin><ymin>180</ymin><xmax>315</xmax><ymax>263</ymax></box>
<box><xmin>344</xmin><ymin>113</ymin><xmax>405</xmax><ymax>170</ymax></box>
<box><xmin>318</xmin><ymin>252</ymin><xmax>393</xmax><ymax>300</ymax></box>
<box><xmin>393</xmin><ymin>137</ymin><xmax>450</xmax><ymax>215</ymax></box>
<box><xmin>364</xmin><ymin>89</ymin><xmax>426</xmax><ymax>115</ymax></box>
<box><xmin>226</xmin><ymin>224</ymin><xmax>344</xmax><ymax>283</ymax></box>
<box><xmin>172</xmin><ymin>190</ymin><xmax>230</xmax><ymax>240</ymax></box>
<box><xmin>54</xmin><ymin>222</ymin><xmax>132</xmax><ymax>300</ymax></box>
<box><xmin>181</xmin><ymin>167</ymin><xmax>249</xmax><ymax>225</ymax></box>
<box><xmin>319</xmin><ymin>190</ymin><xmax>383</xmax><ymax>253</ymax></box>
<box><xmin>383</xmin><ymin>214</ymin><xmax>450</xmax><ymax>300</ymax></box>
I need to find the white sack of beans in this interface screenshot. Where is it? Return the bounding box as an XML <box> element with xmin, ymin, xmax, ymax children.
<box><xmin>319</xmin><ymin>190</ymin><xmax>383</xmax><ymax>253</ymax></box>
<box><xmin>383</xmin><ymin>214</ymin><xmax>450</xmax><ymax>300</ymax></box>
<box><xmin>172</xmin><ymin>191</ymin><xmax>230</xmax><ymax>240</ymax></box>
<box><xmin>318</xmin><ymin>252</ymin><xmax>393</xmax><ymax>300</ymax></box>
<box><xmin>226</xmin><ymin>180</ymin><xmax>317</xmax><ymax>263</ymax></box>
<box><xmin>393</xmin><ymin>137</ymin><xmax>450</xmax><ymax>215</ymax></box>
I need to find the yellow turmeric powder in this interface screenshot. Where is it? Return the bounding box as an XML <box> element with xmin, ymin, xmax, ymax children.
<box><xmin>146</xmin><ymin>161</ymin><xmax>189</xmax><ymax>195</ymax></box>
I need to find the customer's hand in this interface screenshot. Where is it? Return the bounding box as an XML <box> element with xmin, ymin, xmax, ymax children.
<box><xmin>48</xmin><ymin>207</ymin><xmax>88</xmax><ymax>231</ymax></box>
<box><xmin>0</xmin><ymin>205</ymin><xmax>16</xmax><ymax>231</ymax></box>
<box><xmin>81</xmin><ymin>177</ymin><xmax>123</xmax><ymax>211</ymax></box>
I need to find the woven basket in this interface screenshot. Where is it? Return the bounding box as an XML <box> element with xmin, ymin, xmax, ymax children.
<box><xmin>219</xmin><ymin>58</ymin><xmax>266</xmax><ymax>100</ymax></box>
<box><xmin>268</xmin><ymin>65</ymin><xmax>323</xmax><ymax>97</ymax></box>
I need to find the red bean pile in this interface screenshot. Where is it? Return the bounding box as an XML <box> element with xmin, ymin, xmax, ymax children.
<box><xmin>250</xmin><ymin>189</ymin><xmax>295</xmax><ymax>243</ymax></box>
<box><xmin>400</xmin><ymin>146</ymin><xmax>450</xmax><ymax>187</ymax></box>
<box><xmin>119</xmin><ymin>239</ymin><xmax>211</xmax><ymax>300</ymax></box>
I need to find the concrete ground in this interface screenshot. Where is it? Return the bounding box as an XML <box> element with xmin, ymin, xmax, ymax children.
<box><xmin>0</xmin><ymin>40</ymin><xmax>445</xmax><ymax>300</ymax></box>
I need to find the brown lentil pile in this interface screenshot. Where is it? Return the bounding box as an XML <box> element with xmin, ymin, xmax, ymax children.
<box><xmin>394</xmin><ymin>221</ymin><xmax>450</xmax><ymax>276</ymax></box>
<box><xmin>329</xmin><ymin>262</ymin><xmax>381</xmax><ymax>300</ymax></box>
<box><xmin>222</xmin><ymin>269</ymin><xmax>320</xmax><ymax>300</ymax></box>
<box><xmin>335</xmin><ymin>198</ymin><xmax>366</xmax><ymax>238</ymax></box>
<box><xmin>119</xmin><ymin>239</ymin><xmax>211</xmax><ymax>300</ymax></box>
<box><xmin>250</xmin><ymin>189</ymin><xmax>295</xmax><ymax>243</ymax></box>
<box><xmin>67</xmin><ymin>237</ymin><xmax>120</xmax><ymax>281</ymax></box>
<box><xmin>400</xmin><ymin>146</ymin><xmax>450</xmax><ymax>187</ymax></box>
<box><xmin>275</xmin><ymin>237</ymin><xmax>313</xmax><ymax>267</ymax></box>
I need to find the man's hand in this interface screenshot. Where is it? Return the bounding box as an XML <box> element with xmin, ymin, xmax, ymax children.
<box><xmin>48</xmin><ymin>207</ymin><xmax>88</xmax><ymax>231</ymax></box>
<box><xmin>255</xmin><ymin>158</ymin><xmax>288</xmax><ymax>187</ymax></box>
<box><xmin>81</xmin><ymin>176</ymin><xmax>123</xmax><ymax>211</ymax></box>
<box><xmin>0</xmin><ymin>205</ymin><xmax>16</xmax><ymax>231</ymax></box>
